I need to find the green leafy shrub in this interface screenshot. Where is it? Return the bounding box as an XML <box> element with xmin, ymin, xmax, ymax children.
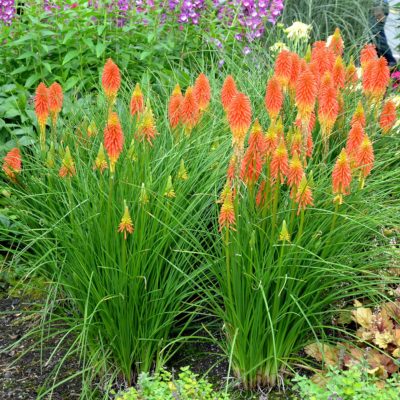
<box><xmin>116</xmin><ymin>367</ymin><xmax>229</xmax><ymax>400</ymax></box>
<box><xmin>294</xmin><ymin>365</ymin><xmax>400</xmax><ymax>400</ymax></box>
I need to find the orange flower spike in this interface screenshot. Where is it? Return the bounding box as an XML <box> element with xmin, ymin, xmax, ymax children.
<box><xmin>180</xmin><ymin>86</ymin><xmax>200</xmax><ymax>133</ymax></box>
<box><xmin>130</xmin><ymin>83</ymin><xmax>144</xmax><ymax>117</ymax></box>
<box><xmin>137</xmin><ymin>106</ymin><xmax>158</xmax><ymax>145</ymax></box>
<box><xmin>380</xmin><ymin>99</ymin><xmax>397</xmax><ymax>134</ymax></box>
<box><xmin>221</xmin><ymin>75</ymin><xmax>238</xmax><ymax>112</ymax></box>
<box><xmin>287</xmin><ymin>152</ymin><xmax>304</xmax><ymax>188</ymax></box>
<box><xmin>118</xmin><ymin>201</ymin><xmax>134</xmax><ymax>240</ymax></box>
<box><xmin>270</xmin><ymin>139</ymin><xmax>289</xmax><ymax>184</ymax></box>
<box><xmin>265</xmin><ymin>76</ymin><xmax>283</xmax><ymax>120</ymax></box>
<box><xmin>332</xmin><ymin>148</ymin><xmax>352</xmax><ymax>204</ymax></box>
<box><xmin>306</xmin><ymin>131</ymin><xmax>314</xmax><ymax>158</ymax></box>
<box><xmin>329</xmin><ymin>28</ymin><xmax>344</xmax><ymax>56</ymax></box>
<box><xmin>104</xmin><ymin>112</ymin><xmax>124</xmax><ymax>172</ymax></box>
<box><xmin>363</xmin><ymin>57</ymin><xmax>390</xmax><ymax>100</ymax></box>
<box><xmin>332</xmin><ymin>56</ymin><xmax>345</xmax><ymax>90</ymax></box>
<box><xmin>168</xmin><ymin>84</ymin><xmax>183</xmax><ymax>129</ymax></box>
<box><xmin>194</xmin><ymin>73</ymin><xmax>211</xmax><ymax>111</ymax></box>
<box><xmin>240</xmin><ymin>119</ymin><xmax>266</xmax><ymax>184</ymax></box>
<box><xmin>351</xmin><ymin>101</ymin><xmax>366</xmax><ymax>128</ymax></box>
<box><xmin>360</xmin><ymin>44</ymin><xmax>378</xmax><ymax>69</ymax></box>
<box><xmin>227</xmin><ymin>92</ymin><xmax>252</xmax><ymax>149</ymax></box>
<box><xmin>295</xmin><ymin>175</ymin><xmax>314</xmax><ymax>214</ymax></box>
<box><xmin>264</xmin><ymin>122</ymin><xmax>278</xmax><ymax>157</ymax></box>
<box><xmin>319</xmin><ymin>72</ymin><xmax>333</xmax><ymax>100</ymax></box>
<box><xmin>346</xmin><ymin>122</ymin><xmax>365</xmax><ymax>160</ymax></box>
<box><xmin>310</xmin><ymin>42</ymin><xmax>335</xmax><ymax>81</ymax></box>
<box><xmin>2</xmin><ymin>148</ymin><xmax>21</xmax><ymax>181</ymax></box>
<box><xmin>295</xmin><ymin>65</ymin><xmax>318</xmax><ymax>122</ymax></box>
<box><xmin>355</xmin><ymin>136</ymin><xmax>374</xmax><ymax>187</ymax></box>
<box><xmin>290</xmin><ymin>128</ymin><xmax>302</xmax><ymax>157</ymax></box>
<box><xmin>219</xmin><ymin>184</ymin><xmax>236</xmax><ymax>232</ymax></box>
<box><xmin>227</xmin><ymin>155</ymin><xmax>237</xmax><ymax>181</ymax></box>
<box><xmin>34</xmin><ymin>82</ymin><xmax>49</xmax><ymax>148</ymax></box>
<box><xmin>318</xmin><ymin>75</ymin><xmax>339</xmax><ymax>137</ymax></box>
<box><xmin>59</xmin><ymin>146</ymin><xmax>76</xmax><ymax>178</ymax></box>
<box><xmin>274</xmin><ymin>50</ymin><xmax>292</xmax><ymax>88</ymax></box>
<box><xmin>101</xmin><ymin>58</ymin><xmax>121</xmax><ymax>102</ymax></box>
<box><xmin>288</xmin><ymin>52</ymin><xmax>301</xmax><ymax>93</ymax></box>
<box><xmin>345</xmin><ymin>58</ymin><xmax>358</xmax><ymax>86</ymax></box>
<box><xmin>48</xmin><ymin>82</ymin><xmax>63</xmax><ymax>125</ymax></box>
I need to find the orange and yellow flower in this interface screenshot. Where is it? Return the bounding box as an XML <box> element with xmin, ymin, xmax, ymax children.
<box><xmin>35</xmin><ymin>82</ymin><xmax>49</xmax><ymax>149</ymax></box>
<box><xmin>265</xmin><ymin>76</ymin><xmax>284</xmax><ymax>120</ymax></box>
<box><xmin>59</xmin><ymin>146</ymin><xmax>76</xmax><ymax>178</ymax></box>
<box><xmin>137</xmin><ymin>106</ymin><xmax>158</xmax><ymax>145</ymax></box>
<box><xmin>332</xmin><ymin>148</ymin><xmax>352</xmax><ymax>204</ymax></box>
<box><xmin>180</xmin><ymin>86</ymin><xmax>199</xmax><ymax>133</ymax></box>
<box><xmin>332</xmin><ymin>56</ymin><xmax>345</xmax><ymax>90</ymax></box>
<box><xmin>288</xmin><ymin>52</ymin><xmax>301</xmax><ymax>93</ymax></box>
<box><xmin>295</xmin><ymin>175</ymin><xmax>313</xmax><ymax>214</ymax></box>
<box><xmin>351</xmin><ymin>101</ymin><xmax>366</xmax><ymax>128</ymax></box>
<box><xmin>227</xmin><ymin>92</ymin><xmax>252</xmax><ymax>149</ymax></box>
<box><xmin>318</xmin><ymin>74</ymin><xmax>339</xmax><ymax>137</ymax></box>
<box><xmin>295</xmin><ymin>65</ymin><xmax>317</xmax><ymax>122</ymax></box>
<box><xmin>379</xmin><ymin>99</ymin><xmax>397</xmax><ymax>134</ymax></box>
<box><xmin>270</xmin><ymin>139</ymin><xmax>289</xmax><ymax>183</ymax></box>
<box><xmin>346</xmin><ymin>122</ymin><xmax>365</xmax><ymax>160</ymax></box>
<box><xmin>48</xmin><ymin>82</ymin><xmax>63</xmax><ymax>126</ymax></box>
<box><xmin>221</xmin><ymin>75</ymin><xmax>238</xmax><ymax>112</ymax></box>
<box><xmin>2</xmin><ymin>148</ymin><xmax>21</xmax><ymax>181</ymax></box>
<box><xmin>287</xmin><ymin>152</ymin><xmax>304</xmax><ymax>189</ymax></box>
<box><xmin>219</xmin><ymin>183</ymin><xmax>235</xmax><ymax>231</ymax></box>
<box><xmin>101</xmin><ymin>58</ymin><xmax>121</xmax><ymax>103</ymax></box>
<box><xmin>104</xmin><ymin>112</ymin><xmax>124</xmax><ymax>172</ymax></box>
<box><xmin>274</xmin><ymin>50</ymin><xmax>292</xmax><ymax>88</ymax></box>
<box><xmin>328</xmin><ymin>28</ymin><xmax>344</xmax><ymax>56</ymax></box>
<box><xmin>118</xmin><ymin>202</ymin><xmax>134</xmax><ymax>240</ymax></box>
<box><xmin>360</xmin><ymin>44</ymin><xmax>378</xmax><ymax>69</ymax></box>
<box><xmin>345</xmin><ymin>58</ymin><xmax>358</xmax><ymax>85</ymax></box>
<box><xmin>363</xmin><ymin>57</ymin><xmax>390</xmax><ymax>101</ymax></box>
<box><xmin>168</xmin><ymin>84</ymin><xmax>183</xmax><ymax>129</ymax></box>
<box><xmin>93</xmin><ymin>143</ymin><xmax>108</xmax><ymax>174</ymax></box>
<box><xmin>194</xmin><ymin>73</ymin><xmax>211</xmax><ymax>111</ymax></box>
<box><xmin>355</xmin><ymin>136</ymin><xmax>374</xmax><ymax>188</ymax></box>
<box><xmin>240</xmin><ymin>119</ymin><xmax>266</xmax><ymax>184</ymax></box>
<box><xmin>264</xmin><ymin>122</ymin><xmax>279</xmax><ymax>157</ymax></box>
<box><xmin>130</xmin><ymin>83</ymin><xmax>144</xmax><ymax>117</ymax></box>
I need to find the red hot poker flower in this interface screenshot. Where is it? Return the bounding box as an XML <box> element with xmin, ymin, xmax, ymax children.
<box><xmin>265</xmin><ymin>76</ymin><xmax>284</xmax><ymax>120</ymax></box>
<box><xmin>360</xmin><ymin>44</ymin><xmax>378</xmax><ymax>69</ymax></box>
<box><xmin>118</xmin><ymin>202</ymin><xmax>134</xmax><ymax>240</ymax></box>
<box><xmin>48</xmin><ymin>82</ymin><xmax>63</xmax><ymax>125</ymax></box>
<box><xmin>219</xmin><ymin>183</ymin><xmax>236</xmax><ymax>232</ymax></box>
<box><xmin>35</xmin><ymin>82</ymin><xmax>49</xmax><ymax>146</ymax></box>
<box><xmin>130</xmin><ymin>83</ymin><xmax>144</xmax><ymax>117</ymax></box>
<box><xmin>264</xmin><ymin>122</ymin><xmax>278</xmax><ymax>157</ymax></box>
<box><xmin>318</xmin><ymin>75</ymin><xmax>339</xmax><ymax>138</ymax></box>
<box><xmin>295</xmin><ymin>65</ymin><xmax>317</xmax><ymax>122</ymax></box>
<box><xmin>227</xmin><ymin>92</ymin><xmax>252</xmax><ymax>149</ymax></box>
<box><xmin>287</xmin><ymin>152</ymin><xmax>304</xmax><ymax>189</ymax></box>
<box><xmin>295</xmin><ymin>175</ymin><xmax>313</xmax><ymax>214</ymax></box>
<box><xmin>332</xmin><ymin>148</ymin><xmax>352</xmax><ymax>204</ymax></box>
<box><xmin>2</xmin><ymin>148</ymin><xmax>21</xmax><ymax>181</ymax></box>
<box><xmin>345</xmin><ymin>58</ymin><xmax>358</xmax><ymax>86</ymax></box>
<box><xmin>355</xmin><ymin>136</ymin><xmax>374</xmax><ymax>188</ymax></box>
<box><xmin>102</xmin><ymin>59</ymin><xmax>121</xmax><ymax>102</ymax></box>
<box><xmin>104</xmin><ymin>112</ymin><xmax>124</xmax><ymax>172</ymax></box>
<box><xmin>351</xmin><ymin>101</ymin><xmax>366</xmax><ymax>128</ymax></box>
<box><xmin>221</xmin><ymin>75</ymin><xmax>238</xmax><ymax>112</ymax></box>
<box><xmin>332</xmin><ymin>56</ymin><xmax>345</xmax><ymax>90</ymax></box>
<box><xmin>270</xmin><ymin>139</ymin><xmax>289</xmax><ymax>184</ymax></box>
<box><xmin>274</xmin><ymin>50</ymin><xmax>292</xmax><ymax>88</ymax></box>
<box><xmin>288</xmin><ymin>52</ymin><xmax>301</xmax><ymax>93</ymax></box>
<box><xmin>180</xmin><ymin>86</ymin><xmax>199</xmax><ymax>133</ymax></box>
<box><xmin>194</xmin><ymin>73</ymin><xmax>211</xmax><ymax>111</ymax></box>
<box><xmin>329</xmin><ymin>28</ymin><xmax>344</xmax><ymax>56</ymax></box>
<box><xmin>59</xmin><ymin>146</ymin><xmax>76</xmax><ymax>178</ymax></box>
<box><xmin>363</xmin><ymin>57</ymin><xmax>390</xmax><ymax>100</ymax></box>
<box><xmin>137</xmin><ymin>107</ymin><xmax>158</xmax><ymax>145</ymax></box>
<box><xmin>346</xmin><ymin>122</ymin><xmax>365</xmax><ymax>160</ymax></box>
<box><xmin>168</xmin><ymin>84</ymin><xmax>183</xmax><ymax>129</ymax></box>
<box><xmin>380</xmin><ymin>99</ymin><xmax>397</xmax><ymax>134</ymax></box>
<box><xmin>240</xmin><ymin>119</ymin><xmax>266</xmax><ymax>184</ymax></box>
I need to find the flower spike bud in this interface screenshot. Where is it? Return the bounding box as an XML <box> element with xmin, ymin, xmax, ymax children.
<box><xmin>279</xmin><ymin>220</ymin><xmax>291</xmax><ymax>242</ymax></box>
<box><xmin>137</xmin><ymin>106</ymin><xmax>158</xmax><ymax>145</ymax></box>
<box><xmin>180</xmin><ymin>86</ymin><xmax>199</xmax><ymax>134</ymax></box>
<box><xmin>94</xmin><ymin>143</ymin><xmax>108</xmax><ymax>174</ymax></box>
<box><xmin>218</xmin><ymin>184</ymin><xmax>236</xmax><ymax>232</ymax></box>
<box><xmin>35</xmin><ymin>82</ymin><xmax>49</xmax><ymax>151</ymax></box>
<box><xmin>265</xmin><ymin>76</ymin><xmax>284</xmax><ymax>120</ymax></box>
<box><xmin>194</xmin><ymin>73</ymin><xmax>211</xmax><ymax>111</ymax></box>
<box><xmin>295</xmin><ymin>175</ymin><xmax>314</xmax><ymax>214</ymax></box>
<box><xmin>168</xmin><ymin>84</ymin><xmax>183</xmax><ymax>129</ymax></box>
<box><xmin>164</xmin><ymin>175</ymin><xmax>176</xmax><ymax>198</ymax></box>
<box><xmin>48</xmin><ymin>82</ymin><xmax>63</xmax><ymax>126</ymax></box>
<box><xmin>87</xmin><ymin>120</ymin><xmax>98</xmax><ymax>138</ymax></box>
<box><xmin>139</xmin><ymin>183</ymin><xmax>149</xmax><ymax>206</ymax></box>
<box><xmin>104</xmin><ymin>112</ymin><xmax>124</xmax><ymax>173</ymax></box>
<box><xmin>102</xmin><ymin>58</ymin><xmax>121</xmax><ymax>104</ymax></box>
<box><xmin>274</xmin><ymin>50</ymin><xmax>292</xmax><ymax>88</ymax></box>
<box><xmin>118</xmin><ymin>200</ymin><xmax>134</xmax><ymax>240</ymax></box>
<box><xmin>328</xmin><ymin>28</ymin><xmax>344</xmax><ymax>56</ymax></box>
<box><xmin>380</xmin><ymin>100</ymin><xmax>397</xmax><ymax>134</ymax></box>
<box><xmin>227</xmin><ymin>92</ymin><xmax>252</xmax><ymax>150</ymax></box>
<box><xmin>177</xmin><ymin>159</ymin><xmax>188</xmax><ymax>181</ymax></box>
<box><xmin>351</xmin><ymin>101</ymin><xmax>366</xmax><ymax>128</ymax></box>
<box><xmin>221</xmin><ymin>75</ymin><xmax>238</xmax><ymax>112</ymax></box>
<box><xmin>59</xmin><ymin>146</ymin><xmax>76</xmax><ymax>178</ymax></box>
<box><xmin>332</xmin><ymin>148</ymin><xmax>352</xmax><ymax>205</ymax></box>
<box><xmin>356</xmin><ymin>136</ymin><xmax>374</xmax><ymax>189</ymax></box>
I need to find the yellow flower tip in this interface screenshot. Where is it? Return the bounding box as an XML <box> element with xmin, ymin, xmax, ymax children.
<box><xmin>94</xmin><ymin>143</ymin><xmax>108</xmax><ymax>174</ymax></box>
<box><xmin>139</xmin><ymin>182</ymin><xmax>149</xmax><ymax>205</ymax></box>
<box><xmin>279</xmin><ymin>220</ymin><xmax>291</xmax><ymax>242</ymax></box>
<box><xmin>251</xmin><ymin>119</ymin><xmax>263</xmax><ymax>134</ymax></box>
<box><xmin>305</xmin><ymin>45</ymin><xmax>312</xmax><ymax>62</ymax></box>
<box><xmin>118</xmin><ymin>201</ymin><xmax>134</xmax><ymax>240</ymax></box>
<box><xmin>133</xmin><ymin>83</ymin><xmax>143</xmax><ymax>97</ymax></box>
<box><xmin>333</xmin><ymin>194</ymin><xmax>343</xmax><ymax>205</ymax></box>
<box><xmin>178</xmin><ymin>159</ymin><xmax>188</xmax><ymax>181</ymax></box>
<box><xmin>172</xmin><ymin>84</ymin><xmax>182</xmax><ymax>96</ymax></box>
<box><xmin>59</xmin><ymin>146</ymin><xmax>76</xmax><ymax>178</ymax></box>
<box><xmin>87</xmin><ymin>120</ymin><xmax>97</xmax><ymax>138</ymax></box>
<box><xmin>164</xmin><ymin>176</ymin><xmax>176</xmax><ymax>198</ymax></box>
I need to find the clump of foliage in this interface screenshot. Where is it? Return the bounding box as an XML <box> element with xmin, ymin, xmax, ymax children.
<box><xmin>294</xmin><ymin>364</ymin><xmax>400</xmax><ymax>399</ymax></box>
<box><xmin>115</xmin><ymin>367</ymin><xmax>229</xmax><ymax>400</ymax></box>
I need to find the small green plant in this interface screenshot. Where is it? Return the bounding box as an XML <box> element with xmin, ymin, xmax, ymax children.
<box><xmin>115</xmin><ymin>367</ymin><xmax>229</xmax><ymax>400</ymax></box>
<box><xmin>294</xmin><ymin>365</ymin><xmax>400</xmax><ymax>400</ymax></box>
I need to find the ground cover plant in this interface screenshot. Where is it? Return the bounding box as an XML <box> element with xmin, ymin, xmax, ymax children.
<box><xmin>1</xmin><ymin>15</ymin><xmax>400</xmax><ymax>400</ymax></box>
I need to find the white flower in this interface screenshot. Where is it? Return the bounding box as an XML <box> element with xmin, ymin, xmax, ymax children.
<box><xmin>285</xmin><ymin>21</ymin><xmax>312</xmax><ymax>41</ymax></box>
<box><xmin>270</xmin><ymin>41</ymin><xmax>289</xmax><ymax>52</ymax></box>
